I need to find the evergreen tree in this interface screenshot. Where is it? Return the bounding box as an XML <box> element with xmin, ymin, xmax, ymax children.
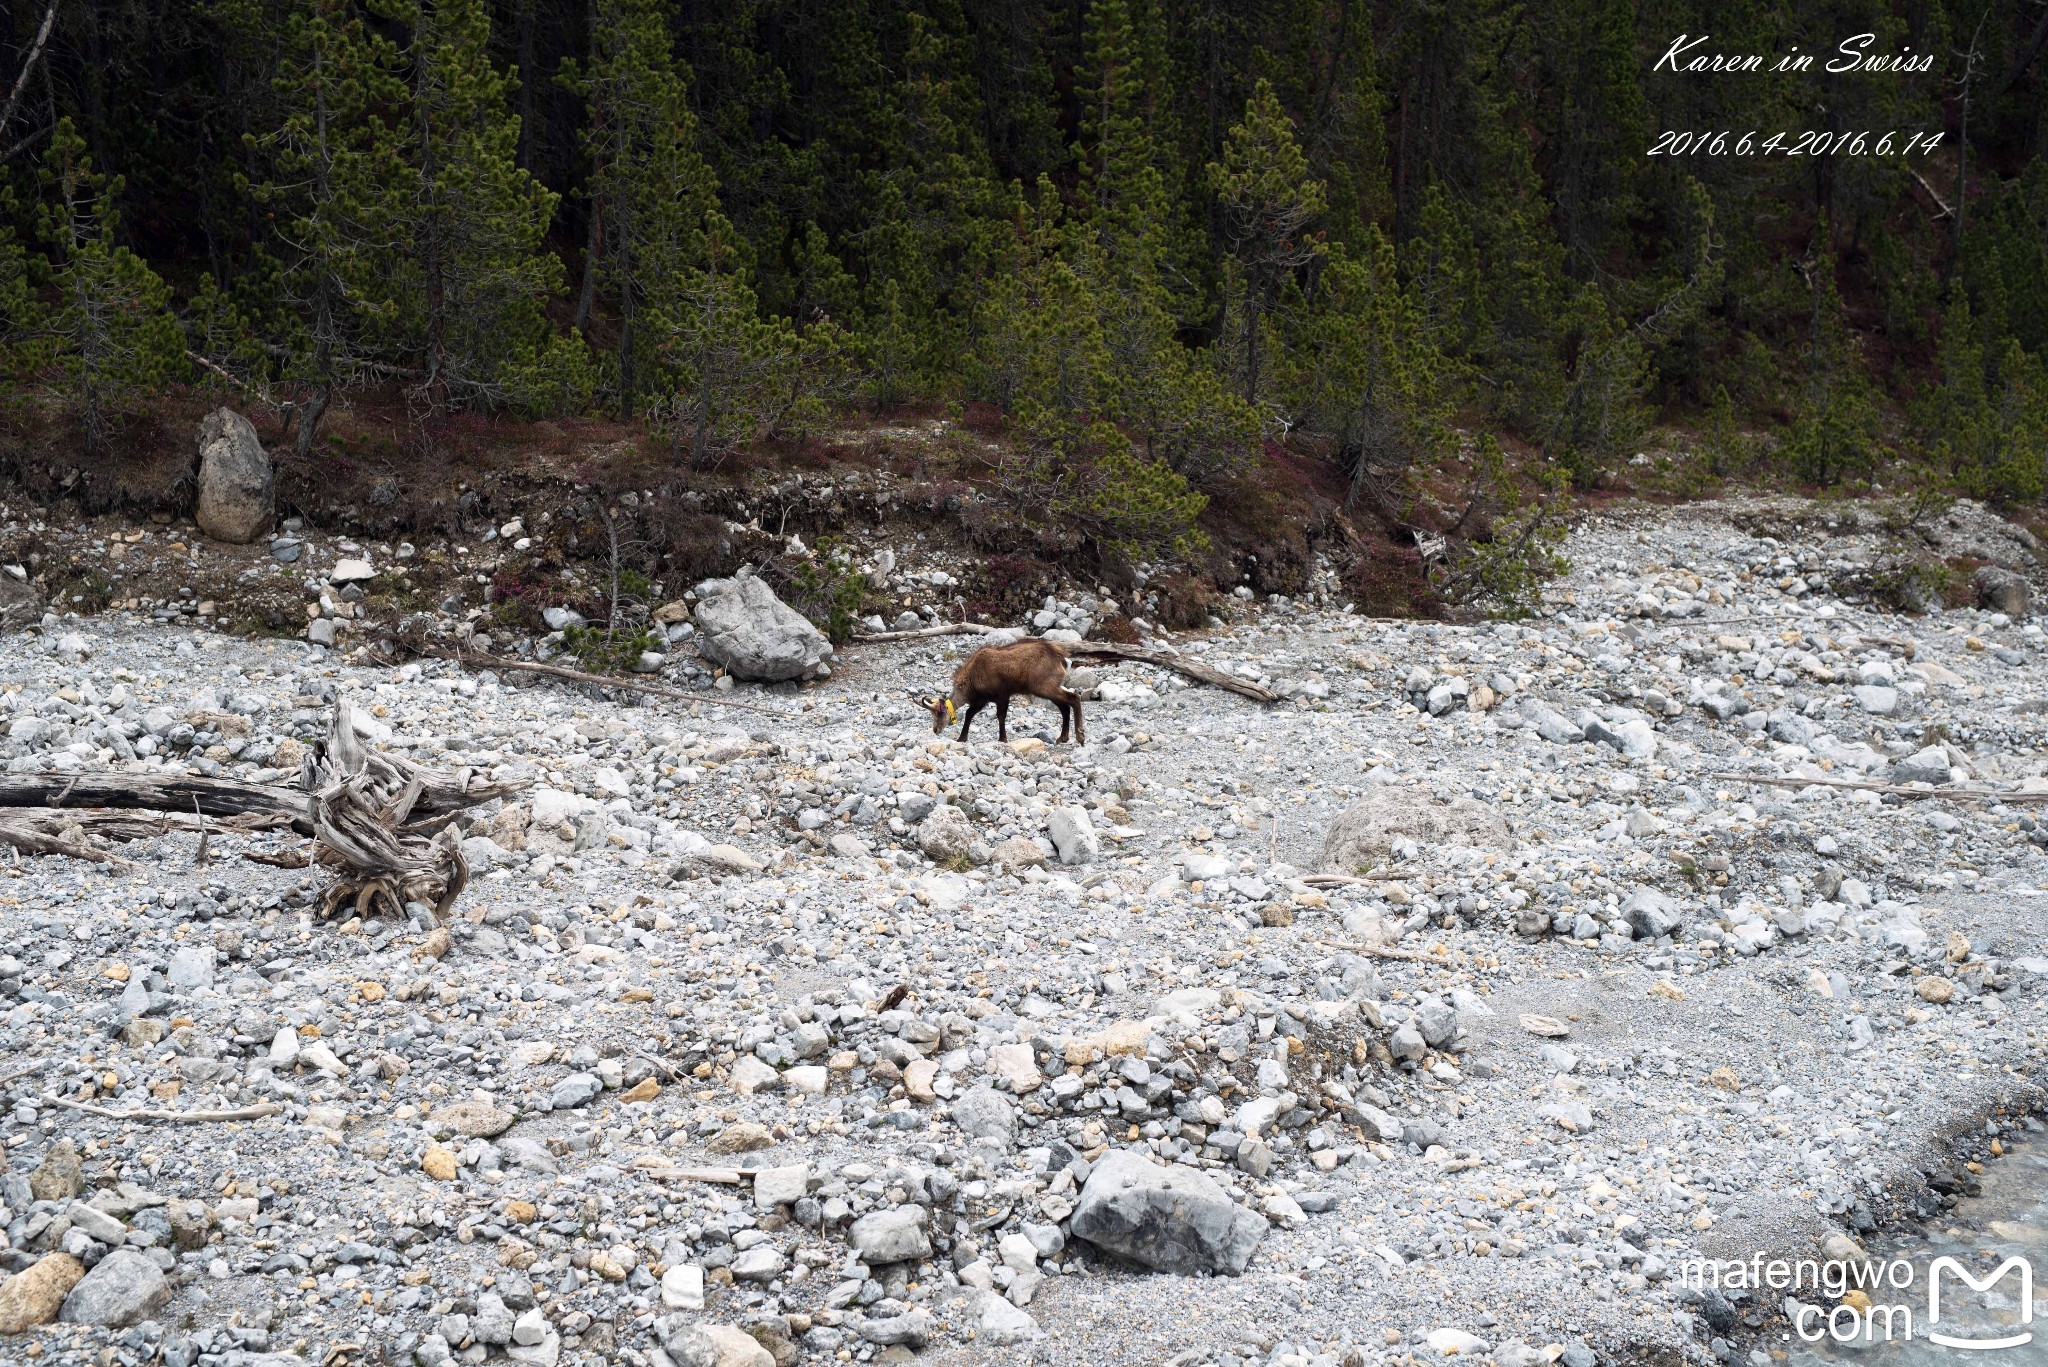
<box><xmin>1208</xmin><ymin>79</ymin><xmax>1325</xmax><ymax>408</ymax></box>
<box><xmin>392</xmin><ymin>0</ymin><xmax>567</xmax><ymax>416</ymax></box>
<box><xmin>1924</xmin><ymin>290</ymin><xmax>2048</xmax><ymax>503</ymax></box>
<box><xmin>1782</xmin><ymin>224</ymin><xmax>1882</xmax><ymax>487</ymax></box>
<box><xmin>1279</xmin><ymin>227</ymin><xmax>1460</xmax><ymax>509</ymax></box>
<box><xmin>41</xmin><ymin>119</ymin><xmax>186</xmax><ymax>456</ymax></box>
<box><xmin>248</xmin><ymin>0</ymin><xmax>412</xmax><ymax>453</ymax></box>
<box><xmin>560</xmin><ymin>0</ymin><xmax>719</xmax><ymax>416</ymax></box>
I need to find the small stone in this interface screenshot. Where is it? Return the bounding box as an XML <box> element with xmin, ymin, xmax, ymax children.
<box><xmin>707</xmin><ymin>1122</ymin><xmax>773</xmax><ymax>1154</ymax></box>
<box><xmin>986</xmin><ymin>1042</ymin><xmax>1042</xmax><ymax>1093</ymax></box>
<box><xmin>847</xmin><ymin>1207</ymin><xmax>932</xmax><ymax>1265</ymax></box>
<box><xmin>661</xmin><ymin>1263</ymin><xmax>706</xmax><ymax>1311</ymax></box>
<box><xmin>433</xmin><ymin>1098</ymin><xmax>515</xmax><ymax>1138</ymax></box>
<box><xmin>513</xmin><ymin>1307</ymin><xmax>549</xmax><ymax>1346</ymax></box>
<box><xmin>29</xmin><ymin>1139</ymin><xmax>83</xmax><ymax>1202</ymax></box>
<box><xmin>421</xmin><ymin>1146</ymin><xmax>459</xmax><ymax>1181</ymax></box>
<box><xmin>730</xmin><ymin>1056</ymin><xmax>780</xmax><ymax>1095</ymax></box>
<box><xmin>978</xmin><ymin>1294</ymin><xmax>1042</xmax><ymax>1345</ymax></box>
<box><xmin>753</xmin><ymin>1164</ymin><xmax>809</xmax><ymax>1209</ymax></box>
<box><xmin>951</xmin><ymin>1086</ymin><xmax>1015</xmax><ymax>1143</ymax></box>
<box><xmin>549</xmin><ymin>1072</ymin><xmax>602</xmax><ymax>1109</ymax></box>
<box><xmin>1915</xmin><ymin>976</ymin><xmax>1955</xmax><ymax>1004</ymax></box>
<box><xmin>730</xmin><ymin>1244</ymin><xmax>786</xmax><ymax>1282</ymax></box>
<box><xmin>1047</xmin><ymin>807</ymin><xmax>1100</xmax><ymax>865</ymax></box>
<box><xmin>903</xmin><ymin>1058</ymin><xmax>938</xmax><ymax>1101</ymax></box>
<box><xmin>1426</xmin><ymin>1328</ymin><xmax>1491</xmax><ymax>1356</ymax></box>
<box><xmin>618</xmin><ymin>1078</ymin><xmax>661</xmax><ymax>1104</ymax></box>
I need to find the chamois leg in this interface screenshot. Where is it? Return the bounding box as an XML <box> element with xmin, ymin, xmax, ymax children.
<box><xmin>956</xmin><ymin>701</ymin><xmax>985</xmax><ymax>742</ymax></box>
<box><xmin>1057</xmin><ymin>689</ymin><xmax>1085</xmax><ymax>744</ymax></box>
<box><xmin>995</xmin><ymin>697</ymin><xmax>1010</xmax><ymax>741</ymax></box>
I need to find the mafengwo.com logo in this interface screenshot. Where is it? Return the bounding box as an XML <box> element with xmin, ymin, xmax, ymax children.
<box><xmin>1678</xmin><ymin>1253</ymin><xmax>2035</xmax><ymax>1349</ymax></box>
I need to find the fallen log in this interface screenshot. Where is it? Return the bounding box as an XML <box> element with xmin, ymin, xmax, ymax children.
<box><xmin>1072</xmin><ymin>641</ymin><xmax>1282</xmax><ymax>705</ymax></box>
<box><xmin>0</xmin><ymin>773</ymin><xmax>315</xmax><ymax>831</ymax></box>
<box><xmin>1708</xmin><ymin>771</ymin><xmax>2048</xmax><ymax>805</ymax></box>
<box><xmin>853</xmin><ymin>625</ymin><xmax>1283</xmax><ymax>704</ymax></box>
<box><xmin>853</xmin><ymin>622</ymin><xmax>1001</xmax><ymax>643</ymax></box>
<box><xmin>41</xmin><ymin>1095</ymin><xmax>282</xmax><ymax>1124</ymax></box>
<box><xmin>430</xmin><ymin>647</ymin><xmax>801</xmax><ymax>721</ymax></box>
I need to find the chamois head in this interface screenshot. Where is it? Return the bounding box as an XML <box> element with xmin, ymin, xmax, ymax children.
<box><xmin>921</xmin><ymin>692</ymin><xmax>957</xmax><ymax>735</ymax></box>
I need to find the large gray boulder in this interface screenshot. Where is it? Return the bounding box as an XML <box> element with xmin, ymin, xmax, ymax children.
<box><xmin>0</xmin><ymin>572</ymin><xmax>43</xmax><ymax>633</ymax></box>
<box><xmin>692</xmin><ymin>575</ymin><xmax>834</xmax><ymax>682</ymax></box>
<box><xmin>1318</xmin><ymin>789</ymin><xmax>1510</xmax><ymax>873</ymax></box>
<box><xmin>1069</xmin><ymin>1150</ymin><xmax>1267</xmax><ymax>1275</ymax></box>
<box><xmin>60</xmin><ymin>1249</ymin><xmax>168</xmax><ymax>1326</ymax></box>
<box><xmin>194</xmin><ymin>408</ymin><xmax>273</xmax><ymax>544</ymax></box>
<box><xmin>1975</xmin><ymin>565</ymin><xmax>2032</xmax><ymax>617</ymax></box>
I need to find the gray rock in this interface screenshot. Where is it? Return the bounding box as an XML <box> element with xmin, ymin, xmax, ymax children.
<box><xmin>693</xmin><ymin>576</ymin><xmax>834</xmax><ymax>682</ymax></box>
<box><xmin>472</xmin><ymin>1292</ymin><xmax>514</xmax><ymax>1346</ymax></box>
<box><xmin>1975</xmin><ymin>565</ymin><xmax>2031</xmax><ymax>617</ymax></box>
<box><xmin>59</xmin><ymin>1249</ymin><xmax>168</xmax><ymax>1326</ymax></box>
<box><xmin>1318</xmin><ymin>790</ymin><xmax>1510</xmax><ymax>872</ymax></box>
<box><xmin>1892</xmin><ymin>746</ymin><xmax>1952</xmax><ymax>785</ymax></box>
<box><xmin>1851</xmin><ymin>685</ymin><xmax>1898</xmax><ymax>716</ymax></box>
<box><xmin>64</xmin><ymin>1201</ymin><xmax>126</xmax><ymax>1245</ymax></box>
<box><xmin>549</xmin><ymin>1072</ymin><xmax>602</xmax><ymax>1109</ymax></box>
<box><xmin>857</xmin><ymin>1309</ymin><xmax>936</xmax><ymax>1347</ymax></box>
<box><xmin>952</xmin><ymin>1086</ymin><xmax>1015</xmax><ymax>1143</ymax></box>
<box><xmin>1047</xmin><ymin>806</ymin><xmax>1100</xmax><ymax>865</ymax></box>
<box><xmin>1069</xmin><ymin>1150</ymin><xmax>1268</xmax><ymax>1275</ymax></box>
<box><xmin>0</xmin><ymin>574</ymin><xmax>44</xmax><ymax>634</ymax></box>
<box><xmin>165</xmin><ymin>946</ymin><xmax>216</xmax><ymax>991</ymax></box>
<box><xmin>978</xmin><ymin>1294</ymin><xmax>1042</xmax><ymax>1344</ymax></box>
<box><xmin>1621</xmin><ymin>886</ymin><xmax>1683</xmax><ymax>939</ymax></box>
<box><xmin>916</xmin><ymin>806</ymin><xmax>976</xmax><ymax>863</ymax></box>
<box><xmin>194</xmin><ymin>408</ymin><xmax>273</xmax><ymax>544</ymax></box>
<box><xmin>847</xmin><ymin>1207</ymin><xmax>931</xmax><ymax>1265</ymax></box>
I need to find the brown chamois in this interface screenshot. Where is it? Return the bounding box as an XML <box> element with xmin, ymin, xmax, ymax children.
<box><xmin>923</xmin><ymin>638</ymin><xmax>1122</xmax><ymax>744</ymax></box>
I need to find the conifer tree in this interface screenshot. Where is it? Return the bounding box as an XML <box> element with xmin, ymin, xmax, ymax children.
<box><xmin>1781</xmin><ymin>223</ymin><xmax>1882</xmax><ymax>487</ymax></box>
<box><xmin>393</xmin><ymin>0</ymin><xmax>566</xmax><ymax>416</ymax></box>
<box><xmin>561</xmin><ymin>0</ymin><xmax>718</xmax><ymax>416</ymax></box>
<box><xmin>250</xmin><ymin>0</ymin><xmax>411</xmax><ymax>453</ymax></box>
<box><xmin>1208</xmin><ymin>80</ymin><xmax>1325</xmax><ymax>408</ymax></box>
<box><xmin>42</xmin><ymin>119</ymin><xmax>186</xmax><ymax>456</ymax></box>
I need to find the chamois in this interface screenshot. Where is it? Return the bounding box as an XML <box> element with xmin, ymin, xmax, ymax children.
<box><xmin>923</xmin><ymin>638</ymin><xmax>1120</xmax><ymax>744</ymax></box>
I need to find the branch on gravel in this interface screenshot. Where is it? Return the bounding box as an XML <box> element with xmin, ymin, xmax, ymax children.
<box><xmin>852</xmin><ymin>622</ymin><xmax>1002</xmax><ymax>642</ymax></box>
<box><xmin>1709</xmin><ymin>772</ymin><xmax>2048</xmax><ymax>804</ymax></box>
<box><xmin>41</xmin><ymin>1095</ymin><xmax>282</xmax><ymax>1124</ymax></box>
<box><xmin>429</xmin><ymin>646</ymin><xmax>802</xmax><ymax>720</ymax></box>
<box><xmin>851</xmin><ymin>628</ymin><xmax>1284</xmax><ymax>704</ymax></box>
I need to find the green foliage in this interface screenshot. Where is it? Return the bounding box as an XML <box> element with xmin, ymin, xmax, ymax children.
<box><xmin>1434</xmin><ymin>436</ymin><xmax>1571</xmax><ymax>615</ymax></box>
<box><xmin>768</xmin><ymin>540</ymin><xmax>872</xmax><ymax>645</ymax></box>
<box><xmin>1048</xmin><ymin>427</ymin><xmax>1209</xmax><ymax>566</ymax></box>
<box><xmin>41</xmin><ymin>120</ymin><xmax>187</xmax><ymax>455</ymax></box>
<box><xmin>1921</xmin><ymin>291</ymin><xmax>2048</xmax><ymax>504</ymax></box>
<box><xmin>561</xmin><ymin>623</ymin><xmax>660</xmax><ymax>674</ymax></box>
<box><xmin>1208</xmin><ymin>80</ymin><xmax>1326</xmax><ymax>407</ymax></box>
<box><xmin>1780</xmin><ymin>225</ymin><xmax>1882</xmax><ymax>487</ymax></box>
<box><xmin>1278</xmin><ymin>229</ymin><xmax>1461</xmax><ymax>509</ymax></box>
<box><xmin>245</xmin><ymin>0</ymin><xmax>411</xmax><ymax>450</ymax></box>
<box><xmin>560</xmin><ymin>0</ymin><xmax>719</xmax><ymax>415</ymax></box>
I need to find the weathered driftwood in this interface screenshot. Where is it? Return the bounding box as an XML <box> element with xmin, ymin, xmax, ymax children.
<box><xmin>433</xmin><ymin>646</ymin><xmax>798</xmax><ymax>720</ymax></box>
<box><xmin>1709</xmin><ymin>771</ymin><xmax>2048</xmax><ymax>805</ymax></box>
<box><xmin>0</xmin><ymin>707</ymin><xmax>519</xmax><ymax>919</ymax></box>
<box><xmin>0</xmin><ymin>809</ymin><xmax>240</xmax><ymax>869</ymax></box>
<box><xmin>0</xmin><ymin>773</ymin><xmax>315</xmax><ymax>830</ymax></box>
<box><xmin>41</xmin><ymin>1094</ymin><xmax>282</xmax><ymax>1124</ymax></box>
<box><xmin>306</xmin><ymin>702</ymin><xmax>491</xmax><ymax>920</ymax></box>
<box><xmin>854</xmin><ymin>623</ymin><xmax>1284</xmax><ymax>705</ymax></box>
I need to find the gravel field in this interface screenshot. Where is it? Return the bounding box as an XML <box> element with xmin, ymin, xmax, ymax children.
<box><xmin>2</xmin><ymin>494</ymin><xmax>2047</xmax><ymax>1367</ymax></box>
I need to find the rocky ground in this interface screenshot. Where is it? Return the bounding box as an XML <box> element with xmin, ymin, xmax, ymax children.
<box><xmin>2</xmin><ymin>493</ymin><xmax>2048</xmax><ymax>1367</ymax></box>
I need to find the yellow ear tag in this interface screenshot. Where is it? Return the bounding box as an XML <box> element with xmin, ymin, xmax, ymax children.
<box><xmin>944</xmin><ymin>699</ymin><xmax>957</xmax><ymax>722</ymax></box>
